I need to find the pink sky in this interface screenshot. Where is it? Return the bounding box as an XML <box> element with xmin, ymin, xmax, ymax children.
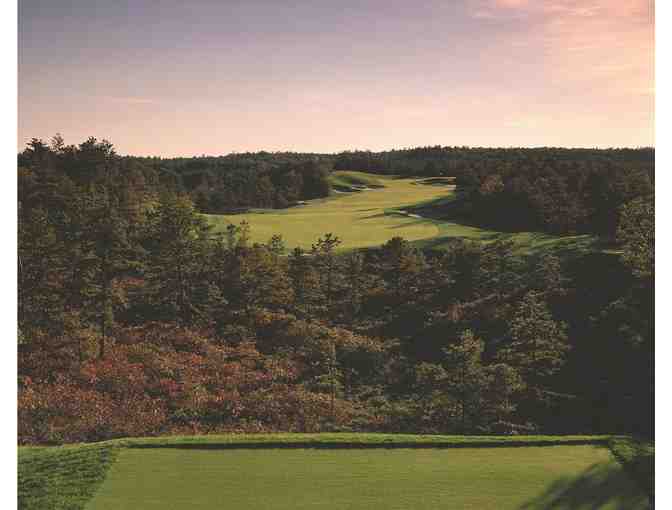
<box><xmin>19</xmin><ymin>0</ymin><xmax>654</xmax><ymax>156</ymax></box>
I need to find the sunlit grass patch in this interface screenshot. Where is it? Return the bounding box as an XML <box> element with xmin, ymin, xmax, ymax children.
<box><xmin>86</xmin><ymin>442</ymin><xmax>646</xmax><ymax>510</ymax></box>
<box><xmin>205</xmin><ymin>172</ymin><xmax>608</xmax><ymax>256</ymax></box>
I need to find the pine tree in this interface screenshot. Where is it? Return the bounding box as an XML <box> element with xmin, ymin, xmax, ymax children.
<box><xmin>380</xmin><ymin>237</ymin><xmax>425</xmax><ymax>303</ymax></box>
<box><xmin>229</xmin><ymin>244</ymin><xmax>293</xmax><ymax>314</ymax></box>
<box><xmin>531</xmin><ymin>252</ymin><xmax>567</xmax><ymax>296</ymax></box>
<box><xmin>266</xmin><ymin>234</ymin><xmax>286</xmax><ymax>262</ymax></box>
<box><xmin>311</xmin><ymin>234</ymin><xmax>342</xmax><ymax>316</ymax></box>
<box><xmin>18</xmin><ymin>206</ymin><xmax>66</xmax><ymax>344</ymax></box>
<box><xmin>143</xmin><ymin>192</ymin><xmax>213</xmax><ymax>323</ymax></box>
<box><xmin>78</xmin><ymin>185</ymin><xmax>135</xmax><ymax>358</ymax></box>
<box><xmin>496</xmin><ymin>291</ymin><xmax>569</xmax><ymax>395</ymax></box>
<box><xmin>344</xmin><ymin>251</ymin><xmax>366</xmax><ymax>321</ymax></box>
<box><xmin>288</xmin><ymin>247</ymin><xmax>320</xmax><ymax>317</ymax></box>
<box><xmin>443</xmin><ymin>330</ymin><xmax>488</xmax><ymax>432</ymax></box>
<box><xmin>484</xmin><ymin>363</ymin><xmax>525</xmax><ymax>429</ymax></box>
<box><xmin>617</xmin><ymin>195</ymin><xmax>654</xmax><ymax>279</ymax></box>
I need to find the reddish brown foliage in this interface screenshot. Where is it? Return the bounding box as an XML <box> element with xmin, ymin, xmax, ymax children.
<box><xmin>18</xmin><ymin>325</ymin><xmax>363</xmax><ymax>444</ymax></box>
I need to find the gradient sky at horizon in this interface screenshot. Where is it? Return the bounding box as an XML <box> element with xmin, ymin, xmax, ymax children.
<box><xmin>19</xmin><ymin>0</ymin><xmax>654</xmax><ymax>156</ymax></box>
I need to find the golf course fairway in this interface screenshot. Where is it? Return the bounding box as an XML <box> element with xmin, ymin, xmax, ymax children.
<box><xmin>205</xmin><ymin>172</ymin><xmax>600</xmax><ymax>254</ymax></box>
<box><xmin>205</xmin><ymin>174</ymin><xmax>452</xmax><ymax>250</ymax></box>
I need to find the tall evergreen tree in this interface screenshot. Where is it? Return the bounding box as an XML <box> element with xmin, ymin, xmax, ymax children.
<box><xmin>311</xmin><ymin>234</ymin><xmax>342</xmax><ymax>315</ymax></box>
<box><xmin>617</xmin><ymin>195</ymin><xmax>654</xmax><ymax>280</ymax></box>
<box><xmin>442</xmin><ymin>330</ymin><xmax>488</xmax><ymax>432</ymax></box>
<box><xmin>344</xmin><ymin>251</ymin><xmax>366</xmax><ymax>322</ymax></box>
<box><xmin>288</xmin><ymin>247</ymin><xmax>320</xmax><ymax>317</ymax></box>
<box><xmin>78</xmin><ymin>185</ymin><xmax>135</xmax><ymax>358</ymax></box>
<box><xmin>143</xmin><ymin>192</ymin><xmax>213</xmax><ymax>323</ymax></box>
<box><xmin>380</xmin><ymin>237</ymin><xmax>425</xmax><ymax>303</ymax></box>
<box><xmin>496</xmin><ymin>291</ymin><xmax>569</xmax><ymax>397</ymax></box>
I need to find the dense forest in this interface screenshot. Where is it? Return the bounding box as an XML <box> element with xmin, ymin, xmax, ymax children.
<box><xmin>335</xmin><ymin>147</ymin><xmax>654</xmax><ymax>237</ymax></box>
<box><xmin>139</xmin><ymin>146</ymin><xmax>654</xmax><ymax>237</ymax></box>
<box><xmin>22</xmin><ymin>137</ymin><xmax>653</xmax><ymax>236</ymax></box>
<box><xmin>18</xmin><ymin>136</ymin><xmax>333</xmax><ymax>215</ymax></box>
<box><xmin>18</xmin><ymin>136</ymin><xmax>653</xmax><ymax>444</ymax></box>
<box><xmin>136</xmin><ymin>153</ymin><xmax>333</xmax><ymax>213</ymax></box>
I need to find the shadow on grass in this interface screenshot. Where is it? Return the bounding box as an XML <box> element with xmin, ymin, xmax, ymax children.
<box><xmin>520</xmin><ymin>462</ymin><xmax>651</xmax><ymax>510</ymax></box>
<box><xmin>412</xmin><ymin>177</ymin><xmax>456</xmax><ymax>186</ymax></box>
<box><xmin>127</xmin><ymin>439</ymin><xmax>609</xmax><ymax>450</ymax></box>
<box><xmin>18</xmin><ymin>444</ymin><xmax>119</xmax><ymax>510</ymax></box>
<box><xmin>359</xmin><ymin>212</ymin><xmax>388</xmax><ymax>220</ymax></box>
<box><xmin>607</xmin><ymin>438</ymin><xmax>654</xmax><ymax>508</ymax></box>
<box><xmin>416</xmin><ymin>230</ymin><xmax>604</xmax><ymax>257</ymax></box>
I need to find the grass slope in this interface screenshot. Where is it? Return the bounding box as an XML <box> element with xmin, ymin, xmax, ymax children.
<box><xmin>328</xmin><ymin>171</ymin><xmax>385</xmax><ymax>191</ymax></box>
<box><xmin>206</xmin><ymin>173</ymin><xmax>601</xmax><ymax>254</ymax></box>
<box><xmin>18</xmin><ymin>444</ymin><xmax>118</xmax><ymax>510</ymax></box>
<box><xmin>87</xmin><ymin>444</ymin><xmax>647</xmax><ymax>510</ymax></box>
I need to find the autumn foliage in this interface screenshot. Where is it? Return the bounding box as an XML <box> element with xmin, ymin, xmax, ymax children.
<box><xmin>18</xmin><ymin>322</ymin><xmax>367</xmax><ymax>444</ymax></box>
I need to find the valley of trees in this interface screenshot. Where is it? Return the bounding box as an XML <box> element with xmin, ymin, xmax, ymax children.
<box><xmin>18</xmin><ymin>136</ymin><xmax>653</xmax><ymax>444</ymax></box>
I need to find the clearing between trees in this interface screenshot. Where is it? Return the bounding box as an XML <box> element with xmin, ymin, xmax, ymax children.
<box><xmin>206</xmin><ymin>172</ymin><xmax>599</xmax><ymax>254</ymax></box>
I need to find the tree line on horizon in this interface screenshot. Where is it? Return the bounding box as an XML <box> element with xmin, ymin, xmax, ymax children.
<box><xmin>23</xmin><ymin>137</ymin><xmax>653</xmax><ymax>239</ymax></box>
<box><xmin>17</xmin><ymin>136</ymin><xmax>653</xmax><ymax>444</ymax></box>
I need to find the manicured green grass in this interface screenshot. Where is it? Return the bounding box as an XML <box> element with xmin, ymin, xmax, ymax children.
<box><xmin>86</xmin><ymin>444</ymin><xmax>647</xmax><ymax>510</ymax></box>
<box><xmin>205</xmin><ymin>172</ymin><xmax>602</xmax><ymax>255</ymax></box>
<box><xmin>18</xmin><ymin>443</ymin><xmax>118</xmax><ymax>510</ymax></box>
<box><xmin>205</xmin><ymin>174</ymin><xmax>449</xmax><ymax>250</ymax></box>
<box><xmin>18</xmin><ymin>434</ymin><xmax>650</xmax><ymax>510</ymax></box>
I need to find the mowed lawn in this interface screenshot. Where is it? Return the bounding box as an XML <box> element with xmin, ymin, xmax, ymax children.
<box><xmin>205</xmin><ymin>174</ymin><xmax>449</xmax><ymax>250</ymax></box>
<box><xmin>205</xmin><ymin>172</ymin><xmax>601</xmax><ymax>254</ymax></box>
<box><xmin>85</xmin><ymin>445</ymin><xmax>647</xmax><ymax>510</ymax></box>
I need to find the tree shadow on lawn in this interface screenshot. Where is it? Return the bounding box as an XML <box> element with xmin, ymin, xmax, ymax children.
<box><xmin>358</xmin><ymin>212</ymin><xmax>388</xmax><ymax>220</ymax></box>
<box><xmin>416</xmin><ymin>230</ymin><xmax>602</xmax><ymax>257</ymax></box>
<box><xmin>520</xmin><ymin>462</ymin><xmax>651</xmax><ymax>510</ymax></box>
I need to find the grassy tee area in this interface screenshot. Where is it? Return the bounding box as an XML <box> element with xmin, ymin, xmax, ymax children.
<box><xmin>18</xmin><ymin>434</ymin><xmax>652</xmax><ymax>510</ymax></box>
<box><xmin>205</xmin><ymin>172</ymin><xmax>601</xmax><ymax>255</ymax></box>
